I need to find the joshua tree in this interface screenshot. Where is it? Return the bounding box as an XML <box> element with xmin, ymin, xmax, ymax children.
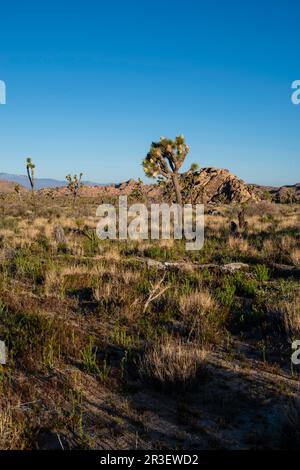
<box><xmin>130</xmin><ymin>178</ymin><xmax>145</xmax><ymax>202</ymax></box>
<box><xmin>14</xmin><ymin>183</ymin><xmax>21</xmax><ymax>199</ymax></box>
<box><xmin>66</xmin><ymin>173</ymin><xmax>83</xmax><ymax>207</ymax></box>
<box><xmin>26</xmin><ymin>157</ymin><xmax>35</xmax><ymax>195</ymax></box>
<box><xmin>143</xmin><ymin>135</ymin><xmax>196</xmax><ymax>205</ymax></box>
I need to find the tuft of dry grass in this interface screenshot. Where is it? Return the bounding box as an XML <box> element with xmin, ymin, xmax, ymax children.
<box><xmin>138</xmin><ymin>338</ymin><xmax>206</xmax><ymax>392</ymax></box>
<box><xmin>227</xmin><ymin>236</ymin><xmax>250</xmax><ymax>253</ymax></box>
<box><xmin>289</xmin><ymin>248</ymin><xmax>300</xmax><ymax>267</ymax></box>
<box><xmin>0</xmin><ymin>405</ymin><xmax>26</xmax><ymax>450</ymax></box>
<box><xmin>179</xmin><ymin>290</ymin><xmax>216</xmax><ymax>316</ymax></box>
<box><xmin>281</xmin><ymin>298</ymin><xmax>300</xmax><ymax>338</ymax></box>
<box><xmin>178</xmin><ymin>290</ymin><xmax>224</xmax><ymax>344</ymax></box>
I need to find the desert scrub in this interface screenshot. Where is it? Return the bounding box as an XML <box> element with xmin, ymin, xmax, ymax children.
<box><xmin>231</xmin><ymin>272</ymin><xmax>259</xmax><ymax>298</ymax></box>
<box><xmin>0</xmin><ymin>216</ymin><xmax>19</xmax><ymax>232</ymax></box>
<box><xmin>9</xmin><ymin>249</ymin><xmax>45</xmax><ymax>284</ymax></box>
<box><xmin>0</xmin><ymin>306</ymin><xmax>83</xmax><ymax>368</ymax></box>
<box><xmin>216</xmin><ymin>277</ymin><xmax>236</xmax><ymax>308</ymax></box>
<box><xmin>138</xmin><ymin>337</ymin><xmax>206</xmax><ymax>393</ymax></box>
<box><xmin>111</xmin><ymin>323</ymin><xmax>135</xmax><ymax>349</ymax></box>
<box><xmin>143</xmin><ymin>242</ymin><xmax>185</xmax><ymax>262</ymax></box>
<box><xmin>253</xmin><ymin>264</ymin><xmax>270</xmax><ymax>282</ymax></box>
<box><xmin>80</xmin><ymin>338</ymin><xmax>100</xmax><ymax>374</ymax></box>
<box><xmin>35</xmin><ymin>233</ymin><xmax>51</xmax><ymax>252</ymax></box>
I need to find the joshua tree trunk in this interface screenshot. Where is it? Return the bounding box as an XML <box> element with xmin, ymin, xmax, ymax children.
<box><xmin>26</xmin><ymin>166</ymin><xmax>36</xmax><ymax>209</ymax></box>
<box><xmin>26</xmin><ymin>167</ymin><xmax>34</xmax><ymax>194</ymax></box>
<box><xmin>73</xmin><ymin>191</ymin><xmax>77</xmax><ymax>208</ymax></box>
<box><xmin>171</xmin><ymin>173</ymin><xmax>182</xmax><ymax>205</ymax></box>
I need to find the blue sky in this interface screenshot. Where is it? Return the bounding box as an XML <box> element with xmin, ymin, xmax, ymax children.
<box><xmin>0</xmin><ymin>0</ymin><xmax>299</xmax><ymax>185</ymax></box>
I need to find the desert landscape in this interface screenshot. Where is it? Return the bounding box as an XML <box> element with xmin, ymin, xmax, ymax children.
<box><xmin>0</xmin><ymin>155</ymin><xmax>299</xmax><ymax>450</ymax></box>
<box><xmin>1</xmin><ymin>1</ymin><xmax>300</xmax><ymax>459</ymax></box>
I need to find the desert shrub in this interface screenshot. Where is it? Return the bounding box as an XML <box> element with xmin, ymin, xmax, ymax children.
<box><xmin>1</xmin><ymin>309</ymin><xmax>56</xmax><ymax>361</ymax></box>
<box><xmin>232</xmin><ymin>272</ymin><xmax>258</xmax><ymax>298</ymax></box>
<box><xmin>177</xmin><ymin>271</ymin><xmax>201</xmax><ymax>295</ymax></box>
<box><xmin>36</xmin><ymin>234</ymin><xmax>51</xmax><ymax>252</ymax></box>
<box><xmin>57</xmin><ymin>241</ymin><xmax>69</xmax><ymax>254</ymax></box>
<box><xmin>111</xmin><ymin>324</ymin><xmax>134</xmax><ymax>349</ymax></box>
<box><xmin>143</xmin><ymin>243</ymin><xmax>185</xmax><ymax>261</ymax></box>
<box><xmin>82</xmin><ymin>228</ymin><xmax>99</xmax><ymax>256</ymax></box>
<box><xmin>253</xmin><ymin>264</ymin><xmax>270</xmax><ymax>282</ymax></box>
<box><xmin>216</xmin><ymin>278</ymin><xmax>236</xmax><ymax>307</ymax></box>
<box><xmin>244</xmin><ymin>201</ymin><xmax>277</xmax><ymax>217</ymax></box>
<box><xmin>11</xmin><ymin>250</ymin><xmax>45</xmax><ymax>284</ymax></box>
<box><xmin>80</xmin><ymin>338</ymin><xmax>111</xmax><ymax>382</ymax></box>
<box><xmin>80</xmin><ymin>338</ymin><xmax>99</xmax><ymax>375</ymax></box>
<box><xmin>138</xmin><ymin>338</ymin><xmax>206</xmax><ymax>392</ymax></box>
<box><xmin>0</xmin><ymin>217</ymin><xmax>19</xmax><ymax>232</ymax></box>
<box><xmin>0</xmin><ymin>305</ymin><xmax>82</xmax><ymax>367</ymax></box>
<box><xmin>135</xmin><ymin>317</ymin><xmax>168</xmax><ymax>342</ymax></box>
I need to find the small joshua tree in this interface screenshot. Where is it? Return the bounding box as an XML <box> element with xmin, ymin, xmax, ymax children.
<box><xmin>143</xmin><ymin>135</ymin><xmax>196</xmax><ymax>205</ymax></box>
<box><xmin>130</xmin><ymin>178</ymin><xmax>145</xmax><ymax>202</ymax></box>
<box><xmin>26</xmin><ymin>157</ymin><xmax>35</xmax><ymax>195</ymax></box>
<box><xmin>66</xmin><ymin>173</ymin><xmax>83</xmax><ymax>207</ymax></box>
<box><xmin>14</xmin><ymin>183</ymin><xmax>21</xmax><ymax>199</ymax></box>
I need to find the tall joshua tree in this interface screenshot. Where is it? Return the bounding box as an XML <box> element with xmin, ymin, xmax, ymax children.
<box><xmin>26</xmin><ymin>157</ymin><xmax>35</xmax><ymax>197</ymax></box>
<box><xmin>66</xmin><ymin>173</ymin><xmax>83</xmax><ymax>207</ymax></box>
<box><xmin>143</xmin><ymin>135</ymin><xmax>195</xmax><ymax>205</ymax></box>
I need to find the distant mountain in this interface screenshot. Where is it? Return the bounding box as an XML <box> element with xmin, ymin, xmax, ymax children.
<box><xmin>0</xmin><ymin>173</ymin><xmax>104</xmax><ymax>189</ymax></box>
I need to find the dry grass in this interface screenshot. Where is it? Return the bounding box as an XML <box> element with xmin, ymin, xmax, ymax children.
<box><xmin>0</xmin><ymin>405</ymin><xmax>26</xmax><ymax>450</ymax></box>
<box><xmin>281</xmin><ymin>297</ymin><xmax>300</xmax><ymax>338</ymax></box>
<box><xmin>227</xmin><ymin>236</ymin><xmax>250</xmax><ymax>253</ymax></box>
<box><xmin>290</xmin><ymin>248</ymin><xmax>300</xmax><ymax>267</ymax></box>
<box><xmin>138</xmin><ymin>338</ymin><xmax>207</xmax><ymax>392</ymax></box>
<box><xmin>179</xmin><ymin>290</ymin><xmax>216</xmax><ymax>316</ymax></box>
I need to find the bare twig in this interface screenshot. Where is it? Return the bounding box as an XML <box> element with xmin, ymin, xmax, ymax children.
<box><xmin>143</xmin><ymin>273</ymin><xmax>169</xmax><ymax>313</ymax></box>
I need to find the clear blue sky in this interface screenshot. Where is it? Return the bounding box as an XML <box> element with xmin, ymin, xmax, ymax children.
<box><xmin>0</xmin><ymin>0</ymin><xmax>299</xmax><ymax>185</ymax></box>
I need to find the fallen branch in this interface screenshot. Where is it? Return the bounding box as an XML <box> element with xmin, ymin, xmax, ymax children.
<box><xmin>146</xmin><ymin>258</ymin><xmax>249</xmax><ymax>273</ymax></box>
<box><xmin>143</xmin><ymin>273</ymin><xmax>169</xmax><ymax>313</ymax></box>
<box><xmin>272</xmin><ymin>263</ymin><xmax>300</xmax><ymax>279</ymax></box>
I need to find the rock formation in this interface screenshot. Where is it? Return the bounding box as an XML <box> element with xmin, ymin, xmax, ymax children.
<box><xmin>181</xmin><ymin>167</ymin><xmax>257</xmax><ymax>204</ymax></box>
<box><xmin>35</xmin><ymin>167</ymin><xmax>258</xmax><ymax>204</ymax></box>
